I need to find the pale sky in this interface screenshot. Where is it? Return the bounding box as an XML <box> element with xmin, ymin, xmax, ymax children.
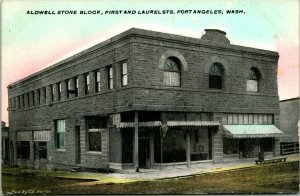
<box><xmin>1</xmin><ymin>0</ymin><xmax>299</xmax><ymax>124</ymax></box>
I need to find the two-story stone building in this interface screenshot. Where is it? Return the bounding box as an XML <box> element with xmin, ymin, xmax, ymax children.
<box><xmin>7</xmin><ymin>28</ymin><xmax>282</xmax><ymax>171</ymax></box>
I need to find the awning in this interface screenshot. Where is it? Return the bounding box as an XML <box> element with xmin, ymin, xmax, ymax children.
<box><xmin>167</xmin><ymin>121</ymin><xmax>220</xmax><ymax>127</ymax></box>
<box><xmin>223</xmin><ymin>125</ymin><xmax>283</xmax><ymax>138</ymax></box>
<box><xmin>117</xmin><ymin>121</ymin><xmax>162</xmax><ymax>128</ymax></box>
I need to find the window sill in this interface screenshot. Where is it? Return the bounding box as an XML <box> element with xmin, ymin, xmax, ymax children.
<box><xmin>207</xmin><ymin>89</ymin><xmax>223</xmax><ymax>92</ymax></box>
<box><xmin>55</xmin><ymin>149</ymin><xmax>66</xmax><ymax>152</ymax></box>
<box><xmin>86</xmin><ymin>151</ymin><xmax>102</xmax><ymax>155</ymax></box>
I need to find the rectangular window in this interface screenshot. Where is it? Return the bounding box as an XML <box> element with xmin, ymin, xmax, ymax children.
<box><xmin>22</xmin><ymin>94</ymin><xmax>25</xmax><ymax>108</ymax></box>
<box><xmin>121</xmin><ymin>63</ymin><xmax>128</xmax><ymax>86</ymax></box>
<box><xmin>57</xmin><ymin>82</ymin><xmax>62</xmax><ymax>101</ymax></box>
<box><xmin>66</xmin><ymin>79</ymin><xmax>71</xmax><ymax>98</ymax></box>
<box><xmin>85</xmin><ymin>74</ymin><xmax>90</xmax><ymax>95</ymax></box>
<box><xmin>37</xmin><ymin>89</ymin><xmax>41</xmax><ymax>105</ymax></box>
<box><xmin>32</xmin><ymin>91</ymin><xmax>35</xmax><ymax>106</ymax></box>
<box><xmin>34</xmin><ymin>142</ymin><xmax>47</xmax><ymax>160</ymax></box>
<box><xmin>18</xmin><ymin>96</ymin><xmax>21</xmax><ymax>109</ymax></box>
<box><xmin>43</xmin><ymin>87</ymin><xmax>46</xmax><ymax>104</ymax></box>
<box><xmin>17</xmin><ymin>141</ymin><xmax>30</xmax><ymax>160</ymax></box>
<box><xmin>164</xmin><ymin>72</ymin><xmax>180</xmax><ymax>87</ymax></box>
<box><xmin>95</xmin><ymin>71</ymin><xmax>101</xmax><ymax>92</ymax></box>
<box><xmin>86</xmin><ymin>116</ymin><xmax>107</xmax><ymax>152</ymax></box>
<box><xmin>74</xmin><ymin>77</ymin><xmax>79</xmax><ymax>97</ymax></box>
<box><xmin>247</xmin><ymin>80</ymin><xmax>258</xmax><ymax>92</ymax></box>
<box><xmin>108</xmin><ymin>66</ymin><xmax>113</xmax><ymax>89</ymax></box>
<box><xmin>27</xmin><ymin>93</ymin><xmax>30</xmax><ymax>107</ymax></box>
<box><xmin>51</xmin><ymin>85</ymin><xmax>55</xmax><ymax>102</ymax></box>
<box><xmin>55</xmin><ymin>120</ymin><xmax>65</xmax><ymax>149</ymax></box>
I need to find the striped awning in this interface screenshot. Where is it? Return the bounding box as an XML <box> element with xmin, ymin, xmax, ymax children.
<box><xmin>223</xmin><ymin>125</ymin><xmax>283</xmax><ymax>138</ymax></box>
<box><xmin>117</xmin><ymin>121</ymin><xmax>162</xmax><ymax>128</ymax></box>
<box><xmin>167</xmin><ymin>121</ymin><xmax>220</xmax><ymax>127</ymax></box>
<box><xmin>17</xmin><ymin>130</ymin><xmax>51</xmax><ymax>141</ymax></box>
<box><xmin>33</xmin><ymin>130</ymin><xmax>51</xmax><ymax>141</ymax></box>
<box><xmin>17</xmin><ymin>131</ymin><xmax>32</xmax><ymax>141</ymax></box>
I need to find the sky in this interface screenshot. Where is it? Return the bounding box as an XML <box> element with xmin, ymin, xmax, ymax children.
<box><xmin>1</xmin><ymin>0</ymin><xmax>299</xmax><ymax>125</ymax></box>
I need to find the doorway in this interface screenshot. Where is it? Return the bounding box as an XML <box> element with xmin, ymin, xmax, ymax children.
<box><xmin>75</xmin><ymin>126</ymin><xmax>81</xmax><ymax>164</ymax></box>
<box><xmin>139</xmin><ymin>129</ymin><xmax>150</xmax><ymax>168</ymax></box>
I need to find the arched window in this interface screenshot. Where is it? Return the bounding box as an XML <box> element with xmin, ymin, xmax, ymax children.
<box><xmin>209</xmin><ymin>63</ymin><xmax>224</xmax><ymax>89</ymax></box>
<box><xmin>164</xmin><ymin>57</ymin><xmax>181</xmax><ymax>87</ymax></box>
<box><xmin>247</xmin><ymin>68</ymin><xmax>260</xmax><ymax>92</ymax></box>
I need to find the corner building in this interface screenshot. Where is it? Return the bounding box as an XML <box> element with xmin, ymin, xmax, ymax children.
<box><xmin>7</xmin><ymin>28</ymin><xmax>282</xmax><ymax>171</ymax></box>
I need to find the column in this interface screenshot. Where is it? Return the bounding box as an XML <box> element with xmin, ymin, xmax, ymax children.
<box><xmin>61</xmin><ymin>80</ymin><xmax>67</xmax><ymax>101</ymax></box>
<box><xmin>212</xmin><ymin>126</ymin><xmax>223</xmax><ymax>163</ymax></box>
<box><xmin>186</xmin><ymin>130</ymin><xmax>191</xmax><ymax>167</ymax></box>
<box><xmin>133</xmin><ymin>111</ymin><xmax>139</xmax><ymax>171</ymax></box>
<box><xmin>78</xmin><ymin>74</ymin><xmax>85</xmax><ymax>97</ymax></box>
<box><xmin>45</xmin><ymin>86</ymin><xmax>52</xmax><ymax>104</ymax></box>
<box><xmin>89</xmin><ymin>71</ymin><xmax>96</xmax><ymax>94</ymax></box>
<box><xmin>150</xmin><ymin>129</ymin><xmax>155</xmax><ymax>167</ymax></box>
<box><xmin>35</xmin><ymin>90</ymin><xmax>39</xmax><ymax>106</ymax></box>
<box><xmin>273</xmin><ymin>138</ymin><xmax>280</xmax><ymax>157</ymax></box>
<box><xmin>69</xmin><ymin>78</ymin><xmax>75</xmax><ymax>99</ymax></box>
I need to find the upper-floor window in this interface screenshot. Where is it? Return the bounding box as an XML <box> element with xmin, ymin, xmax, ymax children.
<box><xmin>163</xmin><ymin>57</ymin><xmax>181</xmax><ymax>87</ymax></box>
<box><xmin>247</xmin><ymin>68</ymin><xmax>261</xmax><ymax>92</ymax></box>
<box><xmin>32</xmin><ymin>91</ymin><xmax>35</xmax><ymax>106</ymax></box>
<box><xmin>57</xmin><ymin>82</ymin><xmax>62</xmax><ymax>101</ymax></box>
<box><xmin>66</xmin><ymin>79</ymin><xmax>71</xmax><ymax>98</ymax></box>
<box><xmin>37</xmin><ymin>89</ymin><xmax>41</xmax><ymax>105</ymax></box>
<box><xmin>18</xmin><ymin>96</ymin><xmax>21</xmax><ymax>109</ymax></box>
<box><xmin>43</xmin><ymin>87</ymin><xmax>47</xmax><ymax>104</ymax></box>
<box><xmin>85</xmin><ymin>74</ymin><xmax>90</xmax><ymax>95</ymax></box>
<box><xmin>74</xmin><ymin>77</ymin><xmax>79</xmax><ymax>97</ymax></box>
<box><xmin>51</xmin><ymin>85</ymin><xmax>55</xmax><ymax>102</ymax></box>
<box><xmin>22</xmin><ymin>94</ymin><xmax>25</xmax><ymax>108</ymax></box>
<box><xmin>108</xmin><ymin>66</ymin><xmax>113</xmax><ymax>90</ymax></box>
<box><xmin>55</xmin><ymin>120</ymin><xmax>65</xmax><ymax>149</ymax></box>
<box><xmin>95</xmin><ymin>71</ymin><xmax>101</xmax><ymax>92</ymax></box>
<box><xmin>27</xmin><ymin>93</ymin><xmax>30</xmax><ymax>107</ymax></box>
<box><xmin>209</xmin><ymin>63</ymin><xmax>224</xmax><ymax>89</ymax></box>
<box><xmin>121</xmin><ymin>63</ymin><xmax>128</xmax><ymax>86</ymax></box>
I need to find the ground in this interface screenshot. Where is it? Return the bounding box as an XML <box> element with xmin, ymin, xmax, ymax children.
<box><xmin>2</xmin><ymin>159</ymin><xmax>299</xmax><ymax>195</ymax></box>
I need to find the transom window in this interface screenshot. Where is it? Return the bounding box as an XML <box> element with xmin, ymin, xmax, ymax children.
<box><xmin>247</xmin><ymin>68</ymin><xmax>260</xmax><ymax>92</ymax></box>
<box><xmin>209</xmin><ymin>63</ymin><xmax>224</xmax><ymax>89</ymax></box>
<box><xmin>163</xmin><ymin>57</ymin><xmax>181</xmax><ymax>87</ymax></box>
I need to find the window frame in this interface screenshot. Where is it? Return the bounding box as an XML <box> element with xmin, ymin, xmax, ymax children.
<box><xmin>57</xmin><ymin>82</ymin><xmax>62</xmax><ymax>101</ymax></box>
<box><xmin>163</xmin><ymin>57</ymin><xmax>181</xmax><ymax>87</ymax></box>
<box><xmin>66</xmin><ymin>79</ymin><xmax>71</xmax><ymax>98</ymax></box>
<box><xmin>16</xmin><ymin>141</ymin><xmax>30</xmax><ymax>160</ymax></box>
<box><xmin>247</xmin><ymin>68</ymin><xmax>260</xmax><ymax>92</ymax></box>
<box><xmin>209</xmin><ymin>63</ymin><xmax>224</xmax><ymax>90</ymax></box>
<box><xmin>74</xmin><ymin>77</ymin><xmax>79</xmax><ymax>97</ymax></box>
<box><xmin>84</xmin><ymin>74</ymin><xmax>90</xmax><ymax>95</ymax></box>
<box><xmin>121</xmin><ymin>62</ymin><xmax>128</xmax><ymax>87</ymax></box>
<box><xmin>108</xmin><ymin>66</ymin><xmax>113</xmax><ymax>90</ymax></box>
<box><xmin>95</xmin><ymin>70</ymin><xmax>101</xmax><ymax>92</ymax></box>
<box><xmin>55</xmin><ymin>120</ymin><xmax>65</xmax><ymax>150</ymax></box>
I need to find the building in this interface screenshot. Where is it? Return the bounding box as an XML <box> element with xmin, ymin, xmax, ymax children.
<box><xmin>7</xmin><ymin>28</ymin><xmax>282</xmax><ymax>171</ymax></box>
<box><xmin>279</xmin><ymin>97</ymin><xmax>299</xmax><ymax>155</ymax></box>
<box><xmin>1</xmin><ymin>121</ymin><xmax>9</xmax><ymax>164</ymax></box>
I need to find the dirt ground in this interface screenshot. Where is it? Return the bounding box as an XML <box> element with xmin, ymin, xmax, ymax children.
<box><xmin>2</xmin><ymin>161</ymin><xmax>299</xmax><ymax>195</ymax></box>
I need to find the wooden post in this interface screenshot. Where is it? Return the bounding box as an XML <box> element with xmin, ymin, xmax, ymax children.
<box><xmin>186</xmin><ymin>129</ymin><xmax>191</xmax><ymax>168</ymax></box>
<box><xmin>150</xmin><ymin>129</ymin><xmax>154</xmax><ymax>168</ymax></box>
<box><xmin>134</xmin><ymin>111</ymin><xmax>139</xmax><ymax>172</ymax></box>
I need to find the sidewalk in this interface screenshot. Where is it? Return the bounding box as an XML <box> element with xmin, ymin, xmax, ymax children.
<box><xmin>102</xmin><ymin>154</ymin><xmax>300</xmax><ymax>180</ymax></box>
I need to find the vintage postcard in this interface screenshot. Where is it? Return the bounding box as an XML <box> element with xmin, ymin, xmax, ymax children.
<box><xmin>1</xmin><ymin>0</ymin><xmax>299</xmax><ymax>195</ymax></box>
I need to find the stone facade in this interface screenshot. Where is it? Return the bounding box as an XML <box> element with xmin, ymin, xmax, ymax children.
<box><xmin>7</xmin><ymin>28</ymin><xmax>280</xmax><ymax>171</ymax></box>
